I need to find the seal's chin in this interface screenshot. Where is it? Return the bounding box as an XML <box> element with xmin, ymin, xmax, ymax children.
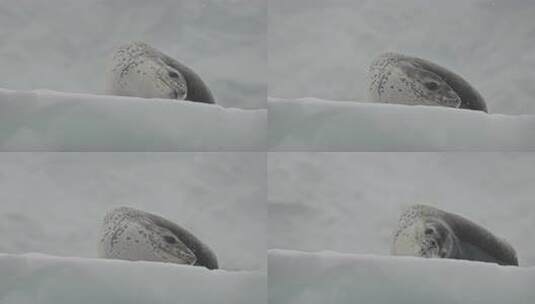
<box><xmin>170</xmin><ymin>90</ymin><xmax>187</xmax><ymax>100</ymax></box>
<box><xmin>423</xmin><ymin>248</ymin><xmax>442</xmax><ymax>258</ymax></box>
<box><xmin>441</xmin><ymin>96</ymin><xmax>462</xmax><ymax>108</ymax></box>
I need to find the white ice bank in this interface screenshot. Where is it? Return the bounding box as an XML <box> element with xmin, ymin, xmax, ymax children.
<box><xmin>0</xmin><ymin>89</ymin><xmax>266</xmax><ymax>151</ymax></box>
<box><xmin>269</xmin><ymin>249</ymin><xmax>535</xmax><ymax>304</ymax></box>
<box><xmin>0</xmin><ymin>253</ymin><xmax>265</xmax><ymax>304</ymax></box>
<box><xmin>269</xmin><ymin>98</ymin><xmax>535</xmax><ymax>151</ymax></box>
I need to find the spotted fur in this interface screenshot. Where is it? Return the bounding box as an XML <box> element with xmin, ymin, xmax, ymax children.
<box><xmin>98</xmin><ymin>206</ymin><xmax>218</xmax><ymax>269</ymax></box>
<box><xmin>369</xmin><ymin>53</ymin><xmax>487</xmax><ymax>112</ymax></box>
<box><xmin>107</xmin><ymin>41</ymin><xmax>214</xmax><ymax>104</ymax></box>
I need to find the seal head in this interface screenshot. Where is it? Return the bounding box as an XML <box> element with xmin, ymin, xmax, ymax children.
<box><xmin>107</xmin><ymin>41</ymin><xmax>215</xmax><ymax>104</ymax></box>
<box><xmin>98</xmin><ymin>206</ymin><xmax>218</xmax><ymax>269</ymax></box>
<box><xmin>392</xmin><ymin>204</ymin><xmax>518</xmax><ymax>266</ymax></box>
<box><xmin>370</xmin><ymin>53</ymin><xmax>487</xmax><ymax>112</ymax></box>
<box><xmin>393</xmin><ymin>209</ymin><xmax>459</xmax><ymax>259</ymax></box>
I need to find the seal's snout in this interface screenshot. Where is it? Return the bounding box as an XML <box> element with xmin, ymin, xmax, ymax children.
<box><xmin>441</xmin><ymin>95</ymin><xmax>462</xmax><ymax>108</ymax></box>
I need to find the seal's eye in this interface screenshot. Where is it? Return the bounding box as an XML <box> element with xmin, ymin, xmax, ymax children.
<box><xmin>424</xmin><ymin>228</ymin><xmax>434</xmax><ymax>235</ymax></box>
<box><xmin>168</xmin><ymin>71</ymin><xmax>179</xmax><ymax>78</ymax></box>
<box><xmin>163</xmin><ymin>235</ymin><xmax>177</xmax><ymax>244</ymax></box>
<box><xmin>424</xmin><ymin>82</ymin><xmax>439</xmax><ymax>90</ymax></box>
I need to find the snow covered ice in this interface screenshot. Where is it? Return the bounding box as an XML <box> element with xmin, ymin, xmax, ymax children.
<box><xmin>0</xmin><ymin>89</ymin><xmax>266</xmax><ymax>151</ymax></box>
<box><xmin>0</xmin><ymin>253</ymin><xmax>265</xmax><ymax>304</ymax></box>
<box><xmin>269</xmin><ymin>249</ymin><xmax>535</xmax><ymax>304</ymax></box>
<box><xmin>268</xmin><ymin>97</ymin><xmax>535</xmax><ymax>151</ymax></box>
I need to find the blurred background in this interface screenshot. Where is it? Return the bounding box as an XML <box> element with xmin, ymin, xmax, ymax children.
<box><xmin>268</xmin><ymin>152</ymin><xmax>535</xmax><ymax>266</ymax></box>
<box><xmin>269</xmin><ymin>0</ymin><xmax>535</xmax><ymax>114</ymax></box>
<box><xmin>0</xmin><ymin>0</ymin><xmax>266</xmax><ymax>109</ymax></box>
<box><xmin>0</xmin><ymin>152</ymin><xmax>266</xmax><ymax>271</ymax></box>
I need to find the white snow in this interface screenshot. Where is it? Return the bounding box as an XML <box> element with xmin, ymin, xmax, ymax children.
<box><xmin>269</xmin><ymin>249</ymin><xmax>535</xmax><ymax>304</ymax></box>
<box><xmin>0</xmin><ymin>89</ymin><xmax>266</xmax><ymax>151</ymax></box>
<box><xmin>268</xmin><ymin>98</ymin><xmax>535</xmax><ymax>151</ymax></box>
<box><xmin>269</xmin><ymin>0</ymin><xmax>535</xmax><ymax>115</ymax></box>
<box><xmin>0</xmin><ymin>253</ymin><xmax>266</xmax><ymax>304</ymax></box>
<box><xmin>0</xmin><ymin>153</ymin><xmax>266</xmax><ymax>272</ymax></box>
<box><xmin>0</xmin><ymin>0</ymin><xmax>265</xmax><ymax>109</ymax></box>
<box><xmin>269</xmin><ymin>153</ymin><xmax>535</xmax><ymax>266</ymax></box>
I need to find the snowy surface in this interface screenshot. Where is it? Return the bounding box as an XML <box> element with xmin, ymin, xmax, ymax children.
<box><xmin>268</xmin><ymin>153</ymin><xmax>535</xmax><ymax>266</ymax></box>
<box><xmin>0</xmin><ymin>0</ymin><xmax>265</xmax><ymax>109</ymax></box>
<box><xmin>0</xmin><ymin>153</ymin><xmax>266</xmax><ymax>271</ymax></box>
<box><xmin>268</xmin><ymin>98</ymin><xmax>535</xmax><ymax>151</ymax></box>
<box><xmin>0</xmin><ymin>89</ymin><xmax>266</xmax><ymax>151</ymax></box>
<box><xmin>0</xmin><ymin>253</ymin><xmax>266</xmax><ymax>304</ymax></box>
<box><xmin>269</xmin><ymin>249</ymin><xmax>535</xmax><ymax>304</ymax></box>
<box><xmin>269</xmin><ymin>0</ymin><xmax>535</xmax><ymax>115</ymax></box>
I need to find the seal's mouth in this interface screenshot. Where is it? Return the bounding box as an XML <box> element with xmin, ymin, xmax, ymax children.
<box><xmin>171</xmin><ymin>88</ymin><xmax>188</xmax><ymax>100</ymax></box>
<box><xmin>157</xmin><ymin>76</ymin><xmax>186</xmax><ymax>100</ymax></box>
<box><xmin>441</xmin><ymin>96</ymin><xmax>462</xmax><ymax>108</ymax></box>
<box><xmin>418</xmin><ymin>233</ymin><xmax>443</xmax><ymax>258</ymax></box>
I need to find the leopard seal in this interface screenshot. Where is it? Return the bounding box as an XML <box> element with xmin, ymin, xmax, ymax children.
<box><xmin>392</xmin><ymin>204</ymin><xmax>518</xmax><ymax>266</ymax></box>
<box><xmin>369</xmin><ymin>53</ymin><xmax>487</xmax><ymax>112</ymax></box>
<box><xmin>106</xmin><ymin>41</ymin><xmax>215</xmax><ymax>104</ymax></box>
<box><xmin>98</xmin><ymin>206</ymin><xmax>218</xmax><ymax>269</ymax></box>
